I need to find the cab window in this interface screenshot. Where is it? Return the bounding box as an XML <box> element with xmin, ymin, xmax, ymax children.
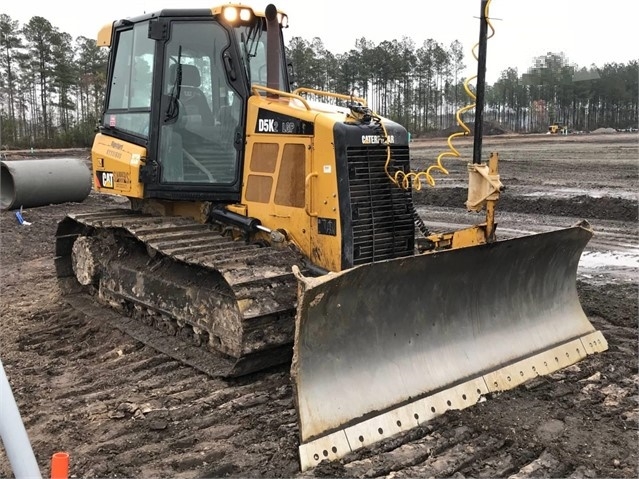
<box><xmin>104</xmin><ymin>22</ymin><xmax>155</xmax><ymax>138</ymax></box>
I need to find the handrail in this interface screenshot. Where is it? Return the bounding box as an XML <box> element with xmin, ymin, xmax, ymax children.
<box><xmin>250</xmin><ymin>85</ymin><xmax>368</xmax><ymax>111</ymax></box>
<box><xmin>251</xmin><ymin>85</ymin><xmax>312</xmax><ymax>111</ymax></box>
<box><xmin>293</xmin><ymin>87</ymin><xmax>367</xmax><ymax>106</ymax></box>
<box><xmin>304</xmin><ymin>172</ymin><xmax>319</xmax><ymax>217</ymax></box>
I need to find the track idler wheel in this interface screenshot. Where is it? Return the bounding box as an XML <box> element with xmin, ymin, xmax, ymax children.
<box><xmin>71</xmin><ymin>236</ymin><xmax>101</xmax><ymax>286</ymax></box>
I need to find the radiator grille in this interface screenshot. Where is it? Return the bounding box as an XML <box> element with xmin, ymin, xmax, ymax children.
<box><xmin>346</xmin><ymin>146</ymin><xmax>415</xmax><ymax>265</ymax></box>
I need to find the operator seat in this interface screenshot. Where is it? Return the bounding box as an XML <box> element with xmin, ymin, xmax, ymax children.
<box><xmin>168</xmin><ymin>63</ymin><xmax>214</xmax><ymax>126</ymax></box>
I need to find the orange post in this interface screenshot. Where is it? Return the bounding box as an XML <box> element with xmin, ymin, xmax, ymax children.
<box><xmin>50</xmin><ymin>452</ymin><xmax>69</xmax><ymax>479</ymax></box>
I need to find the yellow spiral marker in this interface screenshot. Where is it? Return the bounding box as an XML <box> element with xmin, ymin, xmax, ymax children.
<box><xmin>385</xmin><ymin>0</ymin><xmax>495</xmax><ymax>190</ymax></box>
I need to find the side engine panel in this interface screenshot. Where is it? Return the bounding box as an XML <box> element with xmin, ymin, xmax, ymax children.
<box><xmin>241</xmin><ymin>93</ymin><xmax>414</xmax><ymax>272</ymax></box>
<box><xmin>91</xmin><ymin>133</ymin><xmax>147</xmax><ymax>198</ymax></box>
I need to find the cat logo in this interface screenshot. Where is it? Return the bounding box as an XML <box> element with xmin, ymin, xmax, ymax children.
<box><xmin>361</xmin><ymin>134</ymin><xmax>395</xmax><ymax>144</ymax></box>
<box><xmin>98</xmin><ymin>171</ymin><xmax>114</xmax><ymax>189</ymax></box>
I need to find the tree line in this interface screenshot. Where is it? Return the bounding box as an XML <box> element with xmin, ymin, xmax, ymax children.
<box><xmin>286</xmin><ymin>37</ymin><xmax>638</xmax><ymax>136</ymax></box>
<box><xmin>0</xmin><ymin>14</ymin><xmax>107</xmax><ymax>149</ymax></box>
<box><xmin>0</xmin><ymin>13</ymin><xmax>637</xmax><ymax>149</ymax></box>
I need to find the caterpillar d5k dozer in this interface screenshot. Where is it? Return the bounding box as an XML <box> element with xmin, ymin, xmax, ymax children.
<box><xmin>54</xmin><ymin>1</ymin><xmax>607</xmax><ymax>470</ymax></box>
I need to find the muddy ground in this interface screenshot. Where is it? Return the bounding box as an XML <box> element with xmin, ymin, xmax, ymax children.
<box><xmin>1</xmin><ymin>133</ymin><xmax>637</xmax><ymax>478</ymax></box>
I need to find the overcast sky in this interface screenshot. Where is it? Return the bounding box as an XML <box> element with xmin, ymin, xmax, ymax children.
<box><xmin>3</xmin><ymin>0</ymin><xmax>638</xmax><ymax>84</ymax></box>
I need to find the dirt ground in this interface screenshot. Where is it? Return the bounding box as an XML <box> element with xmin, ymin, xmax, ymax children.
<box><xmin>1</xmin><ymin>133</ymin><xmax>637</xmax><ymax>478</ymax></box>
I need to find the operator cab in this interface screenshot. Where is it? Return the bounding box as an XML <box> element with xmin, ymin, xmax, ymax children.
<box><xmin>100</xmin><ymin>5</ymin><xmax>289</xmax><ymax>201</ymax></box>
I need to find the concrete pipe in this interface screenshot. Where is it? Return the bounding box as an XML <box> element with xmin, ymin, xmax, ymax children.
<box><xmin>1</xmin><ymin>158</ymin><xmax>92</xmax><ymax>210</ymax></box>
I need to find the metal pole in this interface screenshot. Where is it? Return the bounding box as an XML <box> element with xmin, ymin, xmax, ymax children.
<box><xmin>472</xmin><ymin>0</ymin><xmax>489</xmax><ymax>165</ymax></box>
<box><xmin>0</xmin><ymin>358</ymin><xmax>43</xmax><ymax>479</ymax></box>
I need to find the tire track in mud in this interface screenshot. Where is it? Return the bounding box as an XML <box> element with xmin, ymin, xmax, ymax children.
<box><xmin>2</xmin><ymin>255</ymin><xmax>636</xmax><ymax>479</ymax></box>
<box><xmin>0</xmin><ymin>248</ymin><xmax>299</xmax><ymax>478</ymax></box>
<box><xmin>4</xmin><ymin>290</ymin><xmax>302</xmax><ymax>478</ymax></box>
<box><xmin>1</xmin><ymin>248</ymin><xmax>635</xmax><ymax>479</ymax></box>
<box><xmin>314</xmin><ymin>428</ymin><xmax>512</xmax><ymax>479</ymax></box>
<box><xmin>2</xmin><ymin>257</ymin><xmax>636</xmax><ymax>478</ymax></box>
<box><xmin>422</xmin><ymin>207</ymin><xmax>638</xmax><ymax>251</ymax></box>
<box><xmin>418</xmin><ymin>202</ymin><xmax>638</xmax><ymax>284</ymax></box>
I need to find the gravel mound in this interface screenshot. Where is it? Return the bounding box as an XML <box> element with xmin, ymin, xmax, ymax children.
<box><xmin>591</xmin><ymin>127</ymin><xmax>617</xmax><ymax>135</ymax></box>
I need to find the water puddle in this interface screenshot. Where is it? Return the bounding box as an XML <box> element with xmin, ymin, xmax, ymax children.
<box><xmin>522</xmin><ymin>188</ymin><xmax>637</xmax><ymax>201</ymax></box>
<box><xmin>580</xmin><ymin>250</ymin><xmax>639</xmax><ymax>269</ymax></box>
<box><xmin>579</xmin><ymin>249</ymin><xmax>639</xmax><ymax>283</ymax></box>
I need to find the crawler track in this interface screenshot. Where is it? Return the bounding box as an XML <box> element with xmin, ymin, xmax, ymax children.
<box><xmin>54</xmin><ymin>209</ymin><xmax>306</xmax><ymax>377</ymax></box>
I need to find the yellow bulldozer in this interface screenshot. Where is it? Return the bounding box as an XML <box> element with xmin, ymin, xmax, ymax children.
<box><xmin>54</xmin><ymin>2</ymin><xmax>607</xmax><ymax>470</ymax></box>
<box><xmin>549</xmin><ymin>122</ymin><xmax>567</xmax><ymax>134</ymax></box>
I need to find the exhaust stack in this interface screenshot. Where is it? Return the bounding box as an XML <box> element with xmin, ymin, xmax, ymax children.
<box><xmin>265</xmin><ymin>4</ymin><xmax>280</xmax><ymax>98</ymax></box>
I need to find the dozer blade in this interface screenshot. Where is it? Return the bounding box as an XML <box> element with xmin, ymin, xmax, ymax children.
<box><xmin>292</xmin><ymin>224</ymin><xmax>607</xmax><ymax>470</ymax></box>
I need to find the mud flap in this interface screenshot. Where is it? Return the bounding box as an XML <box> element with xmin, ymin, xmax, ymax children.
<box><xmin>292</xmin><ymin>224</ymin><xmax>607</xmax><ymax>470</ymax></box>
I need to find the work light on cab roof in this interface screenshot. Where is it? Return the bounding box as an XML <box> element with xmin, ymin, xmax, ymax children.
<box><xmin>212</xmin><ymin>4</ymin><xmax>289</xmax><ymax>27</ymax></box>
